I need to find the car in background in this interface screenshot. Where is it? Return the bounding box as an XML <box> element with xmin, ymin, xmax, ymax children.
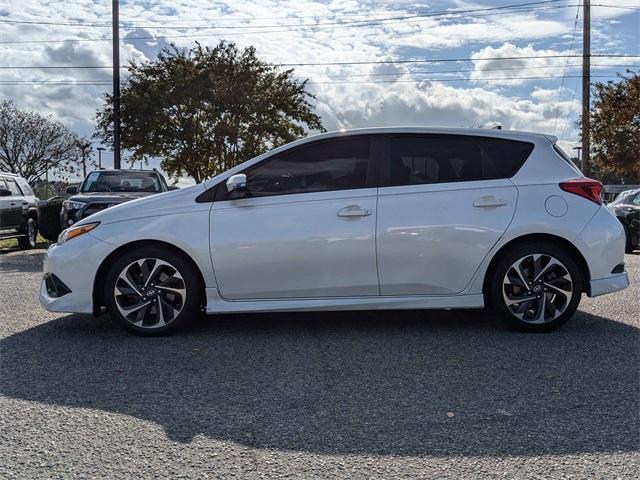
<box><xmin>40</xmin><ymin>127</ymin><xmax>628</xmax><ymax>335</ymax></box>
<box><xmin>608</xmin><ymin>188</ymin><xmax>640</xmax><ymax>253</ymax></box>
<box><xmin>0</xmin><ymin>172</ymin><xmax>39</xmax><ymax>249</ymax></box>
<box><xmin>603</xmin><ymin>184</ymin><xmax>640</xmax><ymax>203</ymax></box>
<box><xmin>61</xmin><ymin>169</ymin><xmax>174</xmax><ymax>228</ymax></box>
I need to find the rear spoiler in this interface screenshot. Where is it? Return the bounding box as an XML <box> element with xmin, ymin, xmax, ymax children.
<box><xmin>543</xmin><ymin>134</ymin><xmax>558</xmax><ymax>144</ymax></box>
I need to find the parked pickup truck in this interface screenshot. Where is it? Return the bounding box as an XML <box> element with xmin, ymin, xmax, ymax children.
<box><xmin>61</xmin><ymin>169</ymin><xmax>175</xmax><ymax>228</ymax></box>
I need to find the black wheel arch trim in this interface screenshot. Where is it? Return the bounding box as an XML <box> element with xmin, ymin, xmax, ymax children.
<box><xmin>483</xmin><ymin>233</ymin><xmax>591</xmax><ymax>297</ymax></box>
<box><xmin>92</xmin><ymin>240</ymin><xmax>207</xmax><ymax>316</ymax></box>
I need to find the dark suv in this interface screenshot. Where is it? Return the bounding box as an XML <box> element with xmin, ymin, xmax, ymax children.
<box><xmin>61</xmin><ymin>169</ymin><xmax>172</xmax><ymax>228</ymax></box>
<box><xmin>0</xmin><ymin>173</ymin><xmax>39</xmax><ymax>249</ymax></box>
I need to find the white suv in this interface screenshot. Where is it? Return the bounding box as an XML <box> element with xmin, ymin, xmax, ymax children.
<box><xmin>39</xmin><ymin>128</ymin><xmax>629</xmax><ymax>335</ymax></box>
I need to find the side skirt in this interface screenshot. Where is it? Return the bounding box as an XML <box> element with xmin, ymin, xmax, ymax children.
<box><xmin>205</xmin><ymin>288</ymin><xmax>485</xmax><ymax>314</ymax></box>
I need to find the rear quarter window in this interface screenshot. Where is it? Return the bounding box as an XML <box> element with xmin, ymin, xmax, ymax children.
<box><xmin>475</xmin><ymin>137</ymin><xmax>534</xmax><ymax>179</ymax></box>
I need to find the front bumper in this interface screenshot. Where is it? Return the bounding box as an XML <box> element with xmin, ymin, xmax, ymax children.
<box><xmin>589</xmin><ymin>272</ymin><xmax>630</xmax><ymax>297</ymax></box>
<box><xmin>39</xmin><ymin>233</ymin><xmax>114</xmax><ymax>314</ymax></box>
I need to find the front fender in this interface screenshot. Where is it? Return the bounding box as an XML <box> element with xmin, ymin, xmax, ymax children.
<box><xmin>89</xmin><ymin>209</ymin><xmax>216</xmax><ymax>288</ymax></box>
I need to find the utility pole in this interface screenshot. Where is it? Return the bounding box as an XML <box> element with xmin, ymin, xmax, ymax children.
<box><xmin>97</xmin><ymin>147</ymin><xmax>105</xmax><ymax>169</ymax></box>
<box><xmin>112</xmin><ymin>0</ymin><xmax>121</xmax><ymax>169</ymax></box>
<box><xmin>581</xmin><ymin>0</ymin><xmax>590</xmax><ymax>176</ymax></box>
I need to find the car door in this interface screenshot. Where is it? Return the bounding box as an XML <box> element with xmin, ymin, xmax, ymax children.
<box><xmin>210</xmin><ymin>135</ymin><xmax>380</xmax><ymax>300</ymax></box>
<box><xmin>376</xmin><ymin>134</ymin><xmax>531</xmax><ymax>295</ymax></box>
<box><xmin>2</xmin><ymin>177</ymin><xmax>24</xmax><ymax>230</ymax></box>
<box><xmin>0</xmin><ymin>177</ymin><xmax>13</xmax><ymax>231</ymax></box>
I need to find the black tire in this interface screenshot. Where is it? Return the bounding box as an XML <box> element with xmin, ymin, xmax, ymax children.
<box><xmin>17</xmin><ymin>218</ymin><xmax>37</xmax><ymax>250</ymax></box>
<box><xmin>486</xmin><ymin>241</ymin><xmax>583</xmax><ymax>332</ymax></box>
<box><xmin>104</xmin><ymin>245</ymin><xmax>203</xmax><ymax>336</ymax></box>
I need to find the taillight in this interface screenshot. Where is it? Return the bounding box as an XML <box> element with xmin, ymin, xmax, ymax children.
<box><xmin>559</xmin><ymin>178</ymin><xmax>603</xmax><ymax>205</ymax></box>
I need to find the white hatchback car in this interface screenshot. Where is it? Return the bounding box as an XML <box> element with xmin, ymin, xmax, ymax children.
<box><xmin>40</xmin><ymin>128</ymin><xmax>629</xmax><ymax>335</ymax></box>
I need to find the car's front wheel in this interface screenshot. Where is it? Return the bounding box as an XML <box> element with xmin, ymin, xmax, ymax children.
<box><xmin>486</xmin><ymin>242</ymin><xmax>583</xmax><ymax>332</ymax></box>
<box><xmin>17</xmin><ymin>217</ymin><xmax>37</xmax><ymax>250</ymax></box>
<box><xmin>104</xmin><ymin>246</ymin><xmax>203</xmax><ymax>335</ymax></box>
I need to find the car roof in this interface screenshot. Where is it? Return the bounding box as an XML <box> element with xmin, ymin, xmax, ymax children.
<box><xmin>88</xmin><ymin>169</ymin><xmax>158</xmax><ymax>173</ymax></box>
<box><xmin>302</xmin><ymin>127</ymin><xmax>557</xmax><ymax>144</ymax></box>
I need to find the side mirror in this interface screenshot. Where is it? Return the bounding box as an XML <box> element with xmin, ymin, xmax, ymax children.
<box><xmin>0</xmin><ymin>188</ymin><xmax>11</xmax><ymax>197</ymax></box>
<box><xmin>66</xmin><ymin>185</ymin><xmax>78</xmax><ymax>194</ymax></box>
<box><xmin>168</xmin><ymin>185</ymin><xmax>179</xmax><ymax>191</ymax></box>
<box><xmin>226</xmin><ymin>174</ymin><xmax>247</xmax><ymax>193</ymax></box>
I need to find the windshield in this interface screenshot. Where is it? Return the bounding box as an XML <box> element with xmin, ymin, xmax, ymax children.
<box><xmin>81</xmin><ymin>171</ymin><xmax>162</xmax><ymax>193</ymax></box>
<box><xmin>610</xmin><ymin>190</ymin><xmax>639</xmax><ymax>205</ymax></box>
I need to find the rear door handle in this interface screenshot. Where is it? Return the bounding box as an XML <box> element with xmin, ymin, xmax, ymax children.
<box><xmin>473</xmin><ymin>196</ymin><xmax>508</xmax><ymax>208</ymax></box>
<box><xmin>337</xmin><ymin>205</ymin><xmax>372</xmax><ymax>217</ymax></box>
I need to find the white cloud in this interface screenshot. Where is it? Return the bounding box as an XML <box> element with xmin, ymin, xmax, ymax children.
<box><xmin>0</xmin><ymin>0</ymin><xmax>636</xmax><ymax>173</ymax></box>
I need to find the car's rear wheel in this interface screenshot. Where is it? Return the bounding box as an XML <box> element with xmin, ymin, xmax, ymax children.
<box><xmin>104</xmin><ymin>246</ymin><xmax>202</xmax><ymax>335</ymax></box>
<box><xmin>486</xmin><ymin>242</ymin><xmax>582</xmax><ymax>332</ymax></box>
<box><xmin>17</xmin><ymin>218</ymin><xmax>37</xmax><ymax>250</ymax></box>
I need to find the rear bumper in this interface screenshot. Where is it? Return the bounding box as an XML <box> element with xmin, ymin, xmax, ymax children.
<box><xmin>588</xmin><ymin>272</ymin><xmax>629</xmax><ymax>297</ymax></box>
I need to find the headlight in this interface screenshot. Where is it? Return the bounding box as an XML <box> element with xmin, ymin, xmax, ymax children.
<box><xmin>63</xmin><ymin>200</ymin><xmax>86</xmax><ymax>210</ymax></box>
<box><xmin>57</xmin><ymin>222</ymin><xmax>100</xmax><ymax>245</ymax></box>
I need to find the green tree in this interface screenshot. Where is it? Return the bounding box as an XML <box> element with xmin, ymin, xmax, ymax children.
<box><xmin>0</xmin><ymin>100</ymin><xmax>82</xmax><ymax>184</ymax></box>
<box><xmin>95</xmin><ymin>42</ymin><xmax>324</xmax><ymax>182</ymax></box>
<box><xmin>587</xmin><ymin>71</ymin><xmax>640</xmax><ymax>183</ymax></box>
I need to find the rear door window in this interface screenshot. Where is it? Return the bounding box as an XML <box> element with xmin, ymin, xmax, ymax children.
<box><xmin>383</xmin><ymin>134</ymin><xmax>533</xmax><ymax>187</ymax></box>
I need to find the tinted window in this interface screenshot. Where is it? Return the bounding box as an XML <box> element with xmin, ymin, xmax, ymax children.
<box><xmin>385</xmin><ymin>135</ymin><xmax>482</xmax><ymax>186</ymax></box>
<box><xmin>81</xmin><ymin>171</ymin><xmax>162</xmax><ymax>193</ymax></box>
<box><xmin>384</xmin><ymin>135</ymin><xmax>533</xmax><ymax>187</ymax></box>
<box><xmin>5</xmin><ymin>178</ymin><xmax>22</xmax><ymax>196</ymax></box>
<box><xmin>476</xmin><ymin>137</ymin><xmax>534</xmax><ymax>178</ymax></box>
<box><xmin>244</xmin><ymin>137</ymin><xmax>371</xmax><ymax>197</ymax></box>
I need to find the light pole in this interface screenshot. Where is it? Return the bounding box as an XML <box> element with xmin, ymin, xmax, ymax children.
<box><xmin>97</xmin><ymin>147</ymin><xmax>105</xmax><ymax>169</ymax></box>
<box><xmin>572</xmin><ymin>146</ymin><xmax>583</xmax><ymax>171</ymax></box>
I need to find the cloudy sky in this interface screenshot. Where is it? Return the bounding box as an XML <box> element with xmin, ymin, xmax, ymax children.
<box><xmin>0</xmin><ymin>0</ymin><xmax>638</xmax><ymax>179</ymax></box>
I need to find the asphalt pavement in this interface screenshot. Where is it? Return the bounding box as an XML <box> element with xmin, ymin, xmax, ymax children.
<box><xmin>1</xmin><ymin>247</ymin><xmax>638</xmax><ymax>479</ymax></box>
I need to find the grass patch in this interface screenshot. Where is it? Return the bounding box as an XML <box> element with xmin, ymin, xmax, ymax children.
<box><xmin>0</xmin><ymin>234</ymin><xmax>51</xmax><ymax>250</ymax></box>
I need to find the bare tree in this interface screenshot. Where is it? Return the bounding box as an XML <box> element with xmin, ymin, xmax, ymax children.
<box><xmin>0</xmin><ymin>99</ymin><xmax>82</xmax><ymax>184</ymax></box>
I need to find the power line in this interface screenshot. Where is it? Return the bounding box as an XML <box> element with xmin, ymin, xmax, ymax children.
<box><xmin>306</xmin><ymin>74</ymin><xmax>615</xmax><ymax>85</ymax></box>
<box><xmin>0</xmin><ymin>3</ymin><xmax>579</xmax><ymax>44</ymax></box>
<box><xmin>0</xmin><ymin>1</ymin><xmax>565</xmax><ymax>28</ymax></box>
<box><xmin>0</xmin><ymin>74</ymin><xmax>617</xmax><ymax>86</ymax></box>
<box><xmin>553</xmin><ymin>1</ymin><xmax>582</xmax><ymax>134</ymax></box>
<box><xmin>1</xmin><ymin>54</ymin><xmax>638</xmax><ymax>71</ymax></box>
<box><xmin>2</xmin><ymin>2</ymin><xmax>636</xmax><ymax>29</ymax></box>
<box><xmin>6</xmin><ymin>64</ymin><xmax>636</xmax><ymax>84</ymax></box>
<box><xmin>302</xmin><ymin>63</ymin><xmax>637</xmax><ymax>79</ymax></box>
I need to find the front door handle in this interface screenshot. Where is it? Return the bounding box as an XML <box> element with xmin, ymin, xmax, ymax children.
<box><xmin>337</xmin><ymin>205</ymin><xmax>372</xmax><ymax>217</ymax></box>
<box><xmin>473</xmin><ymin>196</ymin><xmax>508</xmax><ymax>208</ymax></box>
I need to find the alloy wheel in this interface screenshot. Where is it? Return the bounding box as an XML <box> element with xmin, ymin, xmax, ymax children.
<box><xmin>113</xmin><ymin>258</ymin><xmax>186</xmax><ymax>329</ymax></box>
<box><xmin>502</xmin><ymin>254</ymin><xmax>573</xmax><ymax>324</ymax></box>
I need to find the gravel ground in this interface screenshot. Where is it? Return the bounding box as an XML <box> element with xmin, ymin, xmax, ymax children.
<box><xmin>1</xmin><ymin>248</ymin><xmax>638</xmax><ymax>479</ymax></box>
